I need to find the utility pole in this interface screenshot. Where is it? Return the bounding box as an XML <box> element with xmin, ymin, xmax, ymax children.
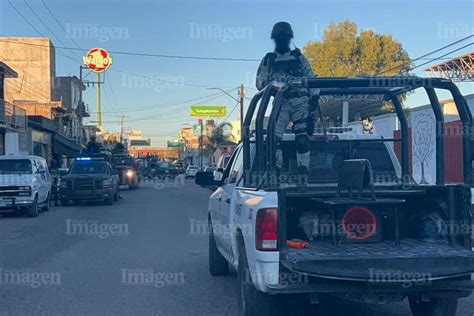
<box><xmin>79</xmin><ymin>66</ymin><xmax>83</xmax><ymax>144</ymax></box>
<box><xmin>199</xmin><ymin>118</ymin><xmax>203</xmax><ymax>170</ymax></box>
<box><xmin>239</xmin><ymin>84</ymin><xmax>245</xmax><ymax>141</ymax></box>
<box><xmin>97</xmin><ymin>73</ymin><xmax>102</xmax><ymax>129</ymax></box>
<box><xmin>119</xmin><ymin>115</ymin><xmax>126</xmax><ymax>143</ymax></box>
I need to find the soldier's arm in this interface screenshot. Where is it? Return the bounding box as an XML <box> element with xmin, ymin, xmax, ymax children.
<box><xmin>256</xmin><ymin>56</ymin><xmax>269</xmax><ymax>91</ymax></box>
<box><xmin>301</xmin><ymin>55</ymin><xmax>320</xmax><ymax>97</ymax></box>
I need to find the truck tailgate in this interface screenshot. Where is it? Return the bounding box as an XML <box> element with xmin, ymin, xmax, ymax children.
<box><xmin>281</xmin><ymin>239</ymin><xmax>474</xmax><ymax>281</ymax></box>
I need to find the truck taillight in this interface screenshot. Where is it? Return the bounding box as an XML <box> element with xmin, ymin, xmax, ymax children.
<box><xmin>255</xmin><ymin>208</ymin><xmax>278</xmax><ymax>251</ymax></box>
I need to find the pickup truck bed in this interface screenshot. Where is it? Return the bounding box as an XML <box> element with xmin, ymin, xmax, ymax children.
<box><xmin>281</xmin><ymin>239</ymin><xmax>474</xmax><ymax>281</ymax></box>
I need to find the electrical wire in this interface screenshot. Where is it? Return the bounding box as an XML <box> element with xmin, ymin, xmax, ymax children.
<box><xmin>40</xmin><ymin>0</ymin><xmax>83</xmax><ymax>51</ymax></box>
<box><xmin>377</xmin><ymin>34</ymin><xmax>473</xmax><ymax>75</ymax></box>
<box><xmin>23</xmin><ymin>0</ymin><xmax>79</xmax><ymax>60</ymax></box>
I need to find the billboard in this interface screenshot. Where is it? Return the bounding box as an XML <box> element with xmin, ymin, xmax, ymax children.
<box><xmin>190</xmin><ymin>105</ymin><xmax>227</xmax><ymax>117</ymax></box>
<box><xmin>167</xmin><ymin>140</ymin><xmax>185</xmax><ymax>148</ymax></box>
<box><xmin>130</xmin><ymin>139</ymin><xmax>151</xmax><ymax>147</ymax></box>
<box><xmin>129</xmin><ymin>130</ymin><xmax>142</xmax><ymax>140</ymax></box>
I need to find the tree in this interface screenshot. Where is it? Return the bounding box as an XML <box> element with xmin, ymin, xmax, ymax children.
<box><xmin>205</xmin><ymin>122</ymin><xmax>236</xmax><ymax>157</ymax></box>
<box><xmin>303</xmin><ymin>20</ymin><xmax>412</xmax><ymax>77</ymax></box>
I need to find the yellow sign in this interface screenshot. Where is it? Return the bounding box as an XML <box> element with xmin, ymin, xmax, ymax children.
<box><xmin>190</xmin><ymin>105</ymin><xmax>227</xmax><ymax>117</ymax></box>
<box><xmin>83</xmin><ymin>48</ymin><xmax>113</xmax><ymax>73</ymax></box>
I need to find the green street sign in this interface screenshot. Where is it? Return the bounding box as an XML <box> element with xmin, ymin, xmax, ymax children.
<box><xmin>190</xmin><ymin>105</ymin><xmax>227</xmax><ymax>117</ymax></box>
<box><xmin>167</xmin><ymin>141</ymin><xmax>185</xmax><ymax>148</ymax></box>
<box><xmin>192</xmin><ymin>124</ymin><xmax>201</xmax><ymax>136</ymax></box>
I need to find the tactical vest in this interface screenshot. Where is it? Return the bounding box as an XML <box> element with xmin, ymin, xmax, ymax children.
<box><xmin>264</xmin><ymin>49</ymin><xmax>303</xmax><ymax>78</ymax></box>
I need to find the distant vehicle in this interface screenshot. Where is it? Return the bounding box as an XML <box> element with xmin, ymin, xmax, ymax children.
<box><xmin>214</xmin><ymin>154</ymin><xmax>231</xmax><ymax>181</ymax></box>
<box><xmin>112</xmin><ymin>154</ymin><xmax>140</xmax><ymax>189</ymax></box>
<box><xmin>0</xmin><ymin>155</ymin><xmax>52</xmax><ymax>217</ymax></box>
<box><xmin>60</xmin><ymin>156</ymin><xmax>120</xmax><ymax>205</ymax></box>
<box><xmin>204</xmin><ymin>166</ymin><xmax>216</xmax><ymax>173</ymax></box>
<box><xmin>173</xmin><ymin>162</ymin><xmax>186</xmax><ymax>174</ymax></box>
<box><xmin>167</xmin><ymin>164</ymin><xmax>180</xmax><ymax>179</ymax></box>
<box><xmin>150</xmin><ymin>161</ymin><xmax>170</xmax><ymax>178</ymax></box>
<box><xmin>185</xmin><ymin>165</ymin><xmax>200</xmax><ymax>178</ymax></box>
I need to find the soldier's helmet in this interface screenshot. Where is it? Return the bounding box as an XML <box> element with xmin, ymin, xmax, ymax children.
<box><xmin>271</xmin><ymin>21</ymin><xmax>294</xmax><ymax>39</ymax></box>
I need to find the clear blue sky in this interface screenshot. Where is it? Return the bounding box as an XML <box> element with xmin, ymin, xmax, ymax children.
<box><xmin>1</xmin><ymin>0</ymin><xmax>473</xmax><ymax>146</ymax></box>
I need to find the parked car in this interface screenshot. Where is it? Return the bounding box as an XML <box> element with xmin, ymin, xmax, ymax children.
<box><xmin>185</xmin><ymin>165</ymin><xmax>200</xmax><ymax>178</ymax></box>
<box><xmin>59</xmin><ymin>156</ymin><xmax>120</xmax><ymax>205</ymax></box>
<box><xmin>0</xmin><ymin>155</ymin><xmax>52</xmax><ymax>217</ymax></box>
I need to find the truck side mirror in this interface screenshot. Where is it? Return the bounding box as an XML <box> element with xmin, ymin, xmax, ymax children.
<box><xmin>195</xmin><ymin>171</ymin><xmax>215</xmax><ymax>186</ymax></box>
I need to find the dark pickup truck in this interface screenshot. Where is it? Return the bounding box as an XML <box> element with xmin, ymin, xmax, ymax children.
<box><xmin>60</xmin><ymin>156</ymin><xmax>120</xmax><ymax>205</ymax></box>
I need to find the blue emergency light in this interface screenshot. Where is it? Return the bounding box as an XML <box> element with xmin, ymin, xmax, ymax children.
<box><xmin>76</xmin><ymin>157</ymin><xmax>91</xmax><ymax>161</ymax></box>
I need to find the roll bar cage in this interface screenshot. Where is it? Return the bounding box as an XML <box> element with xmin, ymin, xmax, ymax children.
<box><xmin>242</xmin><ymin>77</ymin><xmax>472</xmax><ymax>188</ymax></box>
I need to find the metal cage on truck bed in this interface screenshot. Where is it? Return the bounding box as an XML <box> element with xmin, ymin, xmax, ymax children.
<box><xmin>242</xmin><ymin>76</ymin><xmax>472</xmax><ymax>189</ymax></box>
<box><xmin>242</xmin><ymin>77</ymin><xmax>474</xmax><ymax>288</ymax></box>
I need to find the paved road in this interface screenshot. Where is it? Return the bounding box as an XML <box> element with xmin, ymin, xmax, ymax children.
<box><xmin>0</xmin><ymin>178</ymin><xmax>473</xmax><ymax>315</ymax></box>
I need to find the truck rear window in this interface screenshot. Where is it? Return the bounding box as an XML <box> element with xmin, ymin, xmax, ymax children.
<box><xmin>281</xmin><ymin>141</ymin><xmax>397</xmax><ymax>183</ymax></box>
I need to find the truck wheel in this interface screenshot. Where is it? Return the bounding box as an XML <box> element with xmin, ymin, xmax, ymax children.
<box><xmin>237</xmin><ymin>237</ymin><xmax>283</xmax><ymax>316</ymax></box>
<box><xmin>409</xmin><ymin>296</ymin><xmax>458</xmax><ymax>316</ymax></box>
<box><xmin>208</xmin><ymin>219</ymin><xmax>229</xmax><ymax>276</ymax></box>
<box><xmin>27</xmin><ymin>196</ymin><xmax>39</xmax><ymax>217</ymax></box>
<box><xmin>105</xmin><ymin>196</ymin><xmax>114</xmax><ymax>205</ymax></box>
<box><xmin>61</xmin><ymin>199</ymin><xmax>69</xmax><ymax>207</ymax></box>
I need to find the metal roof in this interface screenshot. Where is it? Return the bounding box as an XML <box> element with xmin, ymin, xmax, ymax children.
<box><xmin>425</xmin><ymin>52</ymin><xmax>474</xmax><ymax>81</ymax></box>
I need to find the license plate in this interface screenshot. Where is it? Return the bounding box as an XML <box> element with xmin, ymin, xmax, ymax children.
<box><xmin>0</xmin><ymin>199</ymin><xmax>7</xmax><ymax>207</ymax></box>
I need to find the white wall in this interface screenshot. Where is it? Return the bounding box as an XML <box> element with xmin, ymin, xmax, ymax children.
<box><xmin>4</xmin><ymin>132</ymin><xmax>19</xmax><ymax>155</ymax></box>
<box><xmin>411</xmin><ymin>107</ymin><xmax>436</xmax><ymax>185</ymax></box>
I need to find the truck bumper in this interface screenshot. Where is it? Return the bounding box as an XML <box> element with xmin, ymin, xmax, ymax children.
<box><xmin>60</xmin><ymin>188</ymin><xmax>114</xmax><ymax>201</ymax></box>
<box><xmin>0</xmin><ymin>198</ymin><xmax>34</xmax><ymax>211</ymax></box>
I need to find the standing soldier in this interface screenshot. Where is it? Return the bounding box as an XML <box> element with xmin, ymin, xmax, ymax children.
<box><xmin>256</xmin><ymin>21</ymin><xmax>319</xmax><ymax>184</ymax></box>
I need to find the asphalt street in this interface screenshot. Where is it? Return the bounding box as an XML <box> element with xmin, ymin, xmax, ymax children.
<box><xmin>0</xmin><ymin>178</ymin><xmax>473</xmax><ymax>316</ymax></box>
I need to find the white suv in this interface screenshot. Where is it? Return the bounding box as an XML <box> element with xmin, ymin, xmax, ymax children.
<box><xmin>185</xmin><ymin>165</ymin><xmax>200</xmax><ymax>178</ymax></box>
<box><xmin>0</xmin><ymin>155</ymin><xmax>52</xmax><ymax>217</ymax></box>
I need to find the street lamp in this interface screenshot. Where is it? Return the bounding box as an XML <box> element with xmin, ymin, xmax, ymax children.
<box><xmin>207</xmin><ymin>85</ymin><xmax>245</xmax><ymax>140</ymax></box>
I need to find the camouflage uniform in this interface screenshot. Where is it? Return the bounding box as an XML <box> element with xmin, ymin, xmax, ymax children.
<box><xmin>256</xmin><ymin>48</ymin><xmax>319</xmax><ymax>169</ymax></box>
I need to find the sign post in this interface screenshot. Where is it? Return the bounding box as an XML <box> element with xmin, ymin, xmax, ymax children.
<box><xmin>83</xmin><ymin>48</ymin><xmax>113</xmax><ymax>129</ymax></box>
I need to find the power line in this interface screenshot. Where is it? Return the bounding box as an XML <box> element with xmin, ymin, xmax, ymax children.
<box><xmin>40</xmin><ymin>0</ymin><xmax>83</xmax><ymax>50</ymax></box>
<box><xmin>8</xmin><ymin>0</ymin><xmax>46</xmax><ymax>37</ymax></box>
<box><xmin>96</xmin><ymin>88</ymin><xmax>236</xmax><ymax>114</ymax></box>
<box><xmin>0</xmin><ymin>37</ymin><xmax>463</xmax><ymax>63</ymax></box>
<box><xmin>23</xmin><ymin>0</ymin><xmax>79</xmax><ymax>60</ymax></box>
<box><xmin>378</xmin><ymin>34</ymin><xmax>473</xmax><ymax>75</ymax></box>
<box><xmin>407</xmin><ymin>42</ymin><xmax>473</xmax><ymax>72</ymax></box>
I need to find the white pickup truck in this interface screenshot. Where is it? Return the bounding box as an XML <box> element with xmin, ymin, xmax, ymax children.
<box><xmin>196</xmin><ymin>130</ymin><xmax>474</xmax><ymax>316</ymax></box>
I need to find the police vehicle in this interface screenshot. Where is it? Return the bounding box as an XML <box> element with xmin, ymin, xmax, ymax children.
<box><xmin>59</xmin><ymin>155</ymin><xmax>120</xmax><ymax>206</ymax></box>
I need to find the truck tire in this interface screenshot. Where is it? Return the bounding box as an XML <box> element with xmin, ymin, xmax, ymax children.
<box><xmin>409</xmin><ymin>296</ymin><xmax>458</xmax><ymax>316</ymax></box>
<box><xmin>105</xmin><ymin>196</ymin><xmax>114</xmax><ymax>205</ymax></box>
<box><xmin>237</xmin><ymin>237</ymin><xmax>283</xmax><ymax>316</ymax></box>
<box><xmin>27</xmin><ymin>196</ymin><xmax>39</xmax><ymax>217</ymax></box>
<box><xmin>42</xmin><ymin>193</ymin><xmax>50</xmax><ymax>212</ymax></box>
<box><xmin>208</xmin><ymin>219</ymin><xmax>229</xmax><ymax>276</ymax></box>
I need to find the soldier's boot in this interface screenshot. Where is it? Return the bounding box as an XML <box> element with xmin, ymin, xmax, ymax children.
<box><xmin>296</xmin><ymin>134</ymin><xmax>310</xmax><ymax>191</ymax></box>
